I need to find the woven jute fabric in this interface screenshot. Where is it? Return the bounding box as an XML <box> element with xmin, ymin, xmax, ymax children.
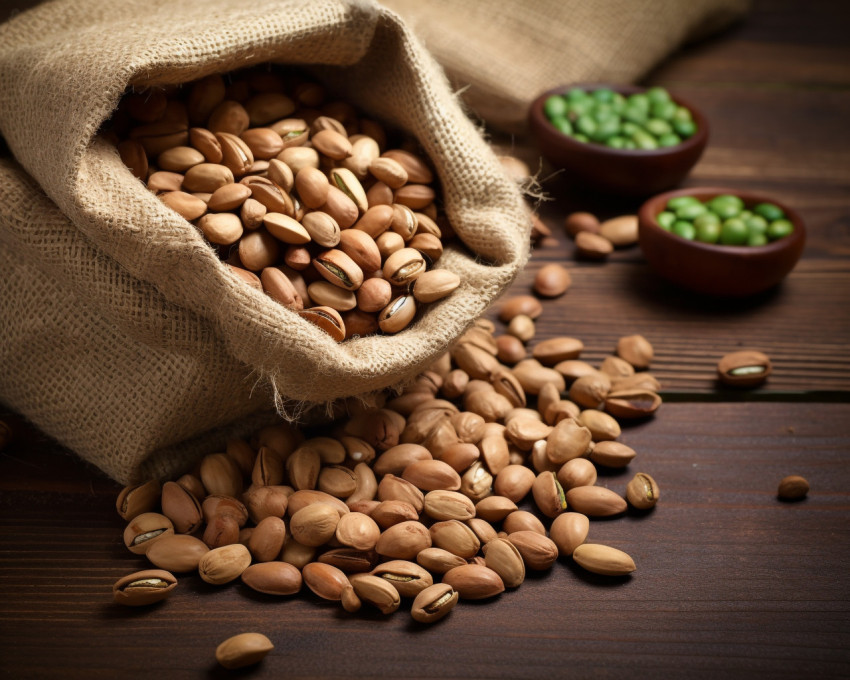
<box><xmin>382</xmin><ymin>0</ymin><xmax>750</xmax><ymax>130</ymax></box>
<box><xmin>0</xmin><ymin>0</ymin><xmax>530</xmax><ymax>484</ymax></box>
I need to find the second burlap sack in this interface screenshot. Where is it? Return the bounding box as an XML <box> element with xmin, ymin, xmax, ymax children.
<box><xmin>0</xmin><ymin>0</ymin><xmax>530</xmax><ymax>484</ymax></box>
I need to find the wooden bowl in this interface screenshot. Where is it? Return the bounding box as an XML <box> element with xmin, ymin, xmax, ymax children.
<box><xmin>638</xmin><ymin>187</ymin><xmax>806</xmax><ymax>296</ymax></box>
<box><xmin>528</xmin><ymin>83</ymin><xmax>709</xmax><ymax>197</ymax></box>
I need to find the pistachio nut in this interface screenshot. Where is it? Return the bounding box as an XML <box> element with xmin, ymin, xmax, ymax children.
<box><xmin>123</xmin><ymin>512</ymin><xmax>175</xmax><ymax>555</ymax></box>
<box><xmin>531</xmin><ymin>471</ymin><xmax>567</xmax><ymax>519</ymax></box>
<box><xmin>376</xmin><ymin>475</ymin><xmax>425</xmax><ymax>514</ymax></box>
<box><xmin>241</xmin><ymin>561</ymin><xmax>302</xmax><ymax>596</ymax></box>
<box><xmin>498</xmin><ymin>295</ymin><xmax>543</xmax><ymax>322</ymax></box>
<box><xmin>572</xmin><ymin>543</ymin><xmax>636</xmax><ymax>576</ymax></box>
<box><xmin>533</xmin><ymin>263</ymin><xmax>572</xmax><ymax>298</ymax></box>
<box><xmin>423</xmin><ymin>490</ymin><xmax>476</xmax><ymax>521</ymax></box>
<box><xmin>507</xmin><ymin>531</ymin><xmax>559</xmax><ymax>571</ymax></box>
<box><xmin>370</xmin><ymin>560</ymin><xmax>433</xmax><ymax>598</ymax></box>
<box><xmin>616</xmin><ymin>334</ymin><xmax>654</xmax><ymax>369</ymax></box>
<box><xmin>557</xmin><ymin>457</ymin><xmax>598</xmax><ymax>489</ymax></box>
<box><xmin>441</xmin><ymin>564</ymin><xmax>505</xmax><ymax>600</ymax></box>
<box><xmin>383</xmin><ymin>247</ymin><xmax>427</xmax><ymax>286</ymax></box>
<box><xmin>429</xmin><ymin>520</ymin><xmax>480</xmax><ymax>558</ymax></box>
<box><xmin>298</xmin><ymin>306</ymin><xmax>346</xmax><ymax>342</ymax></box>
<box><xmin>247</xmin><ymin>516</ymin><xmax>287</xmax><ymax>563</ymax></box>
<box><xmin>302</xmin><ymin>562</ymin><xmax>350</xmax><ymax>601</ymax></box>
<box><xmin>317</xmin><ymin>548</ymin><xmax>379</xmax><ymax>574</ymax></box>
<box><xmin>378</xmin><ymin>295</ymin><xmax>416</xmax><ymax>334</ymax></box>
<box><xmin>625</xmin><ymin>472</ymin><xmax>660</xmax><ymax>510</ymax></box>
<box><xmin>549</xmin><ymin>512</ymin><xmax>590</xmax><ymax>557</ymax></box>
<box><xmin>198</xmin><ymin>543</ymin><xmax>251</xmax><ymax>585</ymax></box>
<box><xmin>318</xmin><ymin>465</ymin><xmax>358</xmax><ymax>498</ymax></box>
<box><xmin>411</xmin><ymin>583</ymin><xmax>458</xmax><ymax>624</ymax></box>
<box><xmin>568</xmin><ymin>372</ymin><xmax>611</xmax><ymax>409</ymax></box>
<box><xmin>575</xmin><ymin>231</ymin><xmax>613</xmax><ymax>259</ymax></box>
<box><xmin>415</xmin><ymin>547</ymin><xmax>468</xmax><ymax>575</ymax></box>
<box><xmin>334</xmin><ymin>512</ymin><xmax>381</xmax><ymax>551</ymax></box>
<box><xmin>160</xmin><ymin>481</ymin><xmax>203</xmax><ymax>534</ymax></box>
<box><xmin>482</xmin><ymin>537</ymin><xmax>525</xmax><ymax>588</ymax></box>
<box><xmin>459</xmin><ymin>461</ymin><xmax>493</xmax><ymax>502</ymax></box>
<box><xmin>778</xmin><ymin>475</ymin><xmax>809</xmax><ymax>501</ymax></box>
<box><xmin>512</xmin><ymin>359</ymin><xmax>566</xmax><ymax>395</ymax></box>
<box><xmin>112</xmin><ymin>569</ymin><xmax>177</xmax><ymax>606</ymax></box>
<box><xmin>375</xmin><ymin>520</ymin><xmax>432</xmax><ymax>560</ymax></box>
<box><xmin>116</xmin><ymin>480</ymin><xmax>161</xmax><ymax>521</ymax></box>
<box><xmin>578</xmin><ymin>409</ymin><xmax>621</xmax><ymax>442</ymax></box>
<box><xmin>604</xmin><ymin>389</ymin><xmax>662</xmax><ymax>419</ymax></box>
<box><xmin>546</xmin><ymin>418</ymin><xmax>593</xmax><ymax>465</ymax></box>
<box><xmin>493</xmin><ymin>464</ymin><xmax>536</xmax><ymax>502</ymax></box>
<box><xmin>502</xmin><ymin>510</ymin><xmax>547</xmax><ymax>536</ymax></box>
<box><xmin>215</xmin><ymin>632</ymin><xmax>274</xmax><ymax>670</ymax></box>
<box><xmin>402</xmin><ymin>459</ymin><xmax>462</xmax><ymax>492</ymax></box>
<box><xmin>532</xmin><ymin>337</ymin><xmax>584</xmax><ymax>366</ymax></box>
<box><xmin>565</xmin><ymin>485</ymin><xmax>628</xmax><ymax>517</ymax></box>
<box><xmin>717</xmin><ymin>350</ymin><xmax>772</xmax><ymax>387</ymax></box>
<box><xmin>588</xmin><ymin>441</ymin><xmax>636</xmax><ymax>469</ymax></box>
<box><xmin>348</xmin><ymin>574</ymin><xmax>401</xmax><ymax>614</ymax></box>
<box><xmin>474</xmin><ymin>495</ymin><xmax>518</xmax><ymax>522</ymax></box>
<box><xmin>289</xmin><ymin>503</ymin><xmax>340</xmax><ymax>547</ymax></box>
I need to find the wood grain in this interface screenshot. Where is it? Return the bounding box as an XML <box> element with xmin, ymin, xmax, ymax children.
<box><xmin>1</xmin><ymin>0</ymin><xmax>850</xmax><ymax>677</ymax></box>
<box><xmin>1</xmin><ymin>404</ymin><xmax>848</xmax><ymax>679</ymax></box>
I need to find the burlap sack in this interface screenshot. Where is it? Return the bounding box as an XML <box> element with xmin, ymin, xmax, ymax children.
<box><xmin>0</xmin><ymin>0</ymin><xmax>530</xmax><ymax>484</ymax></box>
<box><xmin>382</xmin><ymin>0</ymin><xmax>750</xmax><ymax>130</ymax></box>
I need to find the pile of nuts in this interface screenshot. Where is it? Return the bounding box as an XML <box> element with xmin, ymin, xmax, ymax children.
<box><xmin>105</xmin><ymin>66</ymin><xmax>461</xmax><ymax>340</ymax></box>
<box><xmin>113</xmin><ymin>305</ymin><xmax>663</xmax><ymax>638</ymax></box>
<box><xmin>565</xmin><ymin>211</ymin><xmax>639</xmax><ymax>260</ymax></box>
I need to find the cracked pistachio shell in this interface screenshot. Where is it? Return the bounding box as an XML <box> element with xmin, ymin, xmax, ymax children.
<box><xmin>113</xmin><ymin>569</ymin><xmax>177</xmax><ymax>606</ymax></box>
<box><xmin>411</xmin><ymin>583</ymin><xmax>458</xmax><ymax>624</ymax></box>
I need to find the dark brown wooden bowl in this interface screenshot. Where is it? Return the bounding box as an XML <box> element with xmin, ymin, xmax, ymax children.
<box><xmin>528</xmin><ymin>83</ymin><xmax>709</xmax><ymax>197</ymax></box>
<box><xmin>638</xmin><ymin>187</ymin><xmax>806</xmax><ymax>297</ymax></box>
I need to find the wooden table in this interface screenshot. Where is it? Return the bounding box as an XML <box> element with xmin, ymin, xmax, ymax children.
<box><xmin>2</xmin><ymin>1</ymin><xmax>849</xmax><ymax>678</ymax></box>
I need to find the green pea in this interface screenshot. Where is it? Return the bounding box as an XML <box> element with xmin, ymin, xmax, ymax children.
<box><xmin>611</xmin><ymin>93</ymin><xmax>627</xmax><ymax>113</ymax></box>
<box><xmin>657</xmin><ymin>211</ymin><xmax>676</xmax><ymax>229</ymax></box>
<box><xmin>738</xmin><ymin>210</ymin><xmax>753</xmax><ymax>221</ymax></box>
<box><xmin>720</xmin><ymin>218</ymin><xmax>749</xmax><ymax>245</ymax></box>
<box><xmin>767</xmin><ymin>218</ymin><xmax>794</xmax><ymax>240</ymax></box>
<box><xmin>745</xmin><ymin>215</ymin><xmax>768</xmax><ymax>235</ymax></box>
<box><xmin>576</xmin><ymin>114</ymin><xmax>597</xmax><ymax>138</ymax></box>
<box><xmin>621</xmin><ymin>121</ymin><xmax>639</xmax><ymax>136</ymax></box>
<box><xmin>606</xmin><ymin>136</ymin><xmax>627</xmax><ymax>149</ymax></box>
<box><xmin>651</xmin><ymin>100</ymin><xmax>678</xmax><ymax>121</ymax></box>
<box><xmin>573</xmin><ymin>133</ymin><xmax>590</xmax><ymax>143</ymax></box>
<box><xmin>594</xmin><ymin>117</ymin><xmax>621</xmax><ymax>141</ymax></box>
<box><xmin>593</xmin><ymin>105</ymin><xmax>617</xmax><ymax>123</ymax></box>
<box><xmin>544</xmin><ymin>95</ymin><xmax>568</xmax><ymax>119</ymax></box>
<box><xmin>622</xmin><ymin>106</ymin><xmax>648</xmax><ymax>126</ymax></box>
<box><xmin>676</xmin><ymin>202</ymin><xmax>707</xmax><ymax>221</ymax></box>
<box><xmin>632</xmin><ymin>130</ymin><xmax>658</xmax><ymax>150</ymax></box>
<box><xmin>647</xmin><ymin>87</ymin><xmax>671</xmax><ymax>104</ymax></box>
<box><xmin>569</xmin><ymin>98</ymin><xmax>594</xmax><ymax>117</ymax></box>
<box><xmin>673</xmin><ymin>106</ymin><xmax>693</xmax><ymax>122</ymax></box>
<box><xmin>622</xmin><ymin>139</ymin><xmax>637</xmax><ymax>150</ymax></box>
<box><xmin>592</xmin><ymin>88</ymin><xmax>616</xmax><ymax>104</ymax></box>
<box><xmin>709</xmin><ymin>195</ymin><xmax>744</xmax><ymax>220</ymax></box>
<box><xmin>754</xmin><ymin>203</ymin><xmax>785</xmax><ymax>221</ymax></box>
<box><xmin>748</xmin><ymin>232</ymin><xmax>769</xmax><ymax>247</ymax></box>
<box><xmin>645</xmin><ymin>118</ymin><xmax>673</xmax><ymax>137</ymax></box>
<box><xmin>566</xmin><ymin>88</ymin><xmax>588</xmax><ymax>103</ymax></box>
<box><xmin>693</xmin><ymin>212</ymin><xmax>720</xmax><ymax>230</ymax></box>
<box><xmin>666</xmin><ymin>195</ymin><xmax>702</xmax><ymax>211</ymax></box>
<box><xmin>673</xmin><ymin>119</ymin><xmax>697</xmax><ymax>138</ymax></box>
<box><xmin>672</xmin><ymin>220</ymin><xmax>697</xmax><ymax>240</ymax></box>
<box><xmin>695</xmin><ymin>219</ymin><xmax>721</xmax><ymax>244</ymax></box>
<box><xmin>658</xmin><ymin>133</ymin><xmax>682</xmax><ymax>147</ymax></box>
<box><xmin>551</xmin><ymin>117</ymin><xmax>574</xmax><ymax>136</ymax></box>
<box><xmin>628</xmin><ymin>93</ymin><xmax>650</xmax><ymax>111</ymax></box>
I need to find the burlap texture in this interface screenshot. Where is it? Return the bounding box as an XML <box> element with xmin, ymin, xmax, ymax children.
<box><xmin>0</xmin><ymin>0</ymin><xmax>530</xmax><ymax>483</ymax></box>
<box><xmin>382</xmin><ymin>0</ymin><xmax>751</xmax><ymax>130</ymax></box>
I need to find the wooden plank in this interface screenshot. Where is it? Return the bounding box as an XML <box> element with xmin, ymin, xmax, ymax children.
<box><xmin>1</xmin><ymin>403</ymin><xmax>848</xmax><ymax>679</ymax></box>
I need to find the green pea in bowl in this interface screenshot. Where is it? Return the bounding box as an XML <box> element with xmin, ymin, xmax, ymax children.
<box><xmin>528</xmin><ymin>83</ymin><xmax>709</xmax><ymax>197</ymax></box>
<box><xmin>637</xmin><ymin>187</ymin><xmax>806</xmax><ymax>296</ymax></box>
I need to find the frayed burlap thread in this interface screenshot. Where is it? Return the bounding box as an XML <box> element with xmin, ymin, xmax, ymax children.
<box><xmin>0</xmin><ymin>0</ymin><xmax>530</xmax><ymax>483</ymax></box>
